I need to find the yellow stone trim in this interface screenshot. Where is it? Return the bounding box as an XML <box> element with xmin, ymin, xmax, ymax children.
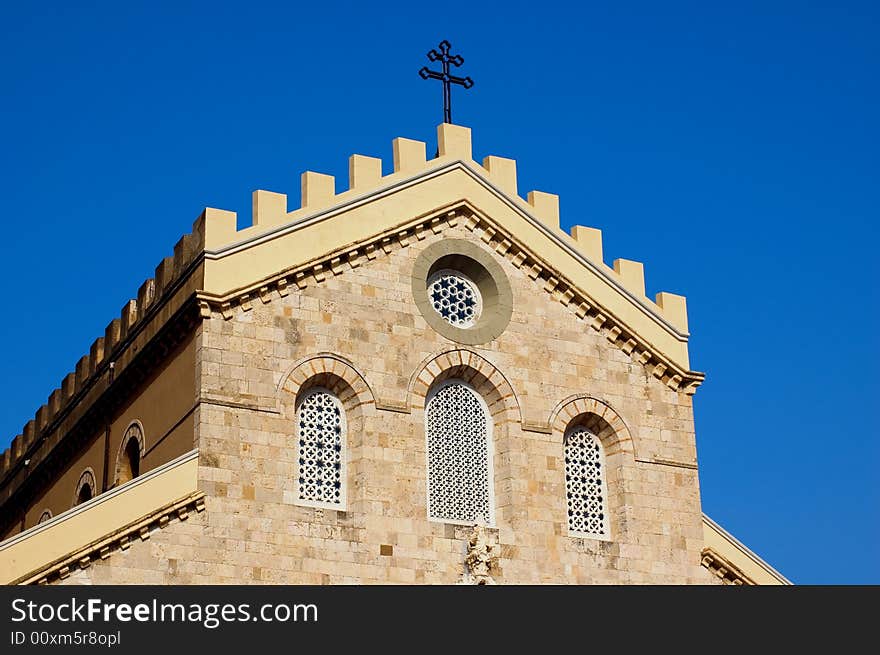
<box><xmin>0</xmin><ymin>449</ymin><xmax>201</xmax><ymax>585</ymax></box>
<box><xmin>198</xmin><ymin>154</ymin><xmax>688</xmax><ymax>341</ymax></box>
<box><xmin>196</xmin><ymin>162</ymin><xmax>694</xmax><ymax>369</ymax></box>
<box><xmin>195</xmin><ymin>203</ymin><xmax>703</xmax><ymax>397</ymax></box>
<box><xmin>701</xmin><ymin>514</ymin><xmax>791</xmax><ymax>585</ymax></box>
<box><xmin>26</xmin><ymin>492</ymin><xmax>205</xmax><ymax>586</ymax></box>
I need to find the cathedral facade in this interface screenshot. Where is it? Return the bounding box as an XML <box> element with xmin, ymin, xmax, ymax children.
<box><xmin>0</xmin><ymin>124</ymin><xmax>788</xmax><ymax>585</ymax></box>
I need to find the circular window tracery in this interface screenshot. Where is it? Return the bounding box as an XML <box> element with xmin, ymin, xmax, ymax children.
<box><xmin>427</xmin><ymin>269</ymin><xmax>482</xmax><ymax>328</ymax></box>
<box><xmin>411</xmin><ymin>238</ymin><xmax>513</xmax><ymax>345</ymax></box>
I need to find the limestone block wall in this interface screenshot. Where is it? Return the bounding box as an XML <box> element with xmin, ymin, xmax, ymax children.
<box><xmin>64</xmin><ymin>224</ymin><xmax>709</xmax><ymax>584</ymax></box>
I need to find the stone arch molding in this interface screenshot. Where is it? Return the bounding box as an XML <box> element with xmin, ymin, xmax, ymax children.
<box><xmin>407</xmin><ymin>348</ymin><xmax>522</xmax><ymax>426</ymax></box>
<box><xmin>119</xmin><ymin>419</ymin><xmax>146</xmax><ymax>453</ymax></box>
<box><xmin>114</xmin><ymin>419</ymin><xmax>146</xmax><ymax>485</ymax></box>
<box><xmin>73</xmin><ymin>467</ymin><xmax>97</xmax><ymax>508</ymax></box>
<box><xmin>548</xmin><ymin>394</ymin><xmax>636</xmax><ymax>458</ymax></box>
<box><xmin>277</xmin><ymin>353</ymin><xmax>376</xmax><ymax>411</ymax></box>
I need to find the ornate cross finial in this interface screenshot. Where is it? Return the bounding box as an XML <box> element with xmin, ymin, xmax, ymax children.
<box><xmin>419</xmin><ymin>40</ymin><xmax>474</xmax><ymax>125</ymax></box>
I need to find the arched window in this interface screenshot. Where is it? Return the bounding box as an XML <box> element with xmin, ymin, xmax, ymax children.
<box><xmin>296</xmin><ymin>388</ymin><xmax>346</xmax><ymax>508</ymax></box>
<box><xmin>564</xmin><ymin>425</ymin><xmax>610</xmax><ymax>538</ymax></box>
<box><xmin>115</xmin><ymin>422</ymin><xmax>144</xmax><ymax>486</ymax></box>
<box><xmin>37</xmin><ymin>509</ymin><xmax>52</xmax><ymax>524</ymax></box>
<box><xmin>77</xmin><ymin>484</ymin><xmax>92</xmax><ymax>505</ymax></box>
<box><xmin>74</xmin><ymin>468</ymin><xmax>96</xmax><ymax>507</ymax></box>
<box><xmin>425</xmin><ymin>380</ymin><xmax>494</xmax><ymax>525</ymax></box>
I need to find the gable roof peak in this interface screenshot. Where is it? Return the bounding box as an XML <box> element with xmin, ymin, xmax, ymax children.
<box><xmin>194</xmin><ymin>122</ymin><xmax>690</xmax><ymax>334</ymax></box>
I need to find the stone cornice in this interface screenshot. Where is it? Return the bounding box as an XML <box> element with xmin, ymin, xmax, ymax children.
<box><xmin>19</xmin><ymin>492</ymin><xmax>206</xmax><ymax>585</ymax></box>
<box><xmin>701</xmin><ymin>548</ymin><xmax>754</xmax><ymax>585</ymax></box>
<box><xmin>203</xmin><ymin>159</ymin><xmax>690</xmax><ymax>343</ymax></box>
<box><xmin>195</xmin><ymin>203</ymin><xmax>705</xmax><ymax>397</ymax></box>
<box><xmin>206</xmin><ymin>159</ymin><xmax>688</xmax><ymax>336</ymax></box>
<box><xmin>1</xmin><ymin>449</ymin><xmax>202</xmax><ymax>584</ymax></box>
<box><xmin>701</xmin><ymin>514</ymin><xmax>790</xmax><ymax>585</ymax></box>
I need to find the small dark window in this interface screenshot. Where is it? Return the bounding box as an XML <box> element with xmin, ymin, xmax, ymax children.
<box><xmin>117</xmin><ymin>437</ymin><xmax>140</xmax><ymax>484</ymax></box>
<box><xmin>115</xmin><ymin>423</ymin><xmax>144</xmax><ymax>486</ymax></box>
<box><xmin>126</xmin><ymin>438</ymin><xmax>140</xmax><ymax>478</ymax></box>
<box><xmin>73</xmin><ymin>469</ymin><xmax>97</xmax><ymax>508</ymax></box>
<box><xmin>76</xmin><ymin>483</ymin><xmax>93</xmax><ymax>505</ymax></box>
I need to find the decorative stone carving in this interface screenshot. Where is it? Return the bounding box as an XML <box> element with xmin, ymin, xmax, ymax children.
<box><xmin>463</xmin><ymin>524</ymin><xmax>499</xmax><ymax>585</ymax></box>
<box><xmin>428</xmin><ymin>269</ymin><xmax>482</xmax><ymax>328</ymax></box>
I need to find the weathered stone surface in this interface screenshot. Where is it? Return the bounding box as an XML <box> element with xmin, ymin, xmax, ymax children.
<box><xmin>62</xmin><ymin>224</ymin><xmax>711</xmax><ymax>584</ymax></box>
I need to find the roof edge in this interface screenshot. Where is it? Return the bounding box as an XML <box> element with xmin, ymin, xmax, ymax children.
<box><xmin>702</xmin><ymin>513</ymin><xmax>791</xmax><ymax>585</ymax></box>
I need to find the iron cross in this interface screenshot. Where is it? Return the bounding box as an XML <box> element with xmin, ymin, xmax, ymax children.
<box><xmin>419</xmin><ymin>40</ymin><xmax>473</xmax><ymax>125</ymax></box>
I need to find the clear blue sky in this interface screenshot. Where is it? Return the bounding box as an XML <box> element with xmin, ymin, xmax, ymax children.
<box><xmin>0</xmin><ymin>2</ymin><xmax>876</xmax><ymax>584</ymax></box>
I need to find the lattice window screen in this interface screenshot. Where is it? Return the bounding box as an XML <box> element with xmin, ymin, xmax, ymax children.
<box><xmin>428</xmin><ymin>270</ymin><xmax>481</xmax><ymax>328</ymax></box>
<box><xmin>297</xmin><ymin>389</ymin><xmax>345</xmax><ymax>507</ymax></box>
<box><xmin>564</xmin><ymin>428</ymin><xmax>609</xmax><ymax>537</ymax></box>
<box><xmin>426</xmin><ymin>381</ymin><xmax>493</xmax><ymax>524</ymax></box>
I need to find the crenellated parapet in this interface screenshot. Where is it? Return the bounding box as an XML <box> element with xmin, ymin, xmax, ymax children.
<box><xmin>189</xmin><ymin>123</ymin><xmax>690</xmax><ymax>333</ymax></box>
<box><xmin>0</xmin><ymin>213</ymin><xmax>206</xmax><ymax>486</ymax></box>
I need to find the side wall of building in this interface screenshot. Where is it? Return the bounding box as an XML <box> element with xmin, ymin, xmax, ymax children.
<box><xmin>14</xmin><ymin>334</ymin><xmax>198</xmax><ymax>532</ymax></box>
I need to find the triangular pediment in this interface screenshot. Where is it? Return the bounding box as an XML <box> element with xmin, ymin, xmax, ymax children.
<box><xmin>192</xmin><ymin>125</ymin><xmax>700</xmax><ymax>390</ymax></box>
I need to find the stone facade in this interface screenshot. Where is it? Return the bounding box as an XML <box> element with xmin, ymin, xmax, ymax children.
<box><xmin>59</xmin><ymin>221</ymin><xmax>710</xmax><ymax>584</ymax></box>
<box><xmin>3</xmin><ymin>123</ymin><xmax>789</xmax><ymax>585</ymax></box>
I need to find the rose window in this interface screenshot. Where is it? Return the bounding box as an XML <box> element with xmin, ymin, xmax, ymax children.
<box><xmin>427</xmin><ymin>270</ymin><xmax>481</xmax><ymax>328</ymax></box>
